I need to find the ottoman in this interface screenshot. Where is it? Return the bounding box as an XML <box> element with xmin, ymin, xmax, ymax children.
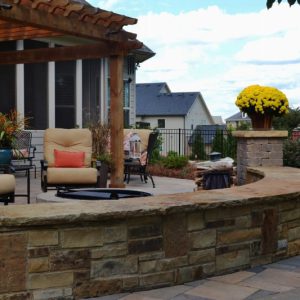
<box><xmin>0</xmin><ymin>174</ymin><xmax>16</xmax><ymax>205</ymax></box>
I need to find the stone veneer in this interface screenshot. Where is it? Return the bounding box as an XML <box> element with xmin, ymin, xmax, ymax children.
<box><xmin>233</xmin><ymin>130</ymin><xmax>288</xmax><ymax>185</ymax></box>
<box><xmin>0</xmin><ymin>166</ymin><xmax>300</xmax><ymax>299</ymax></box>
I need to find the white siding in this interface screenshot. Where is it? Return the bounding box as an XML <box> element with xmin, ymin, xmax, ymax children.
<box><xmin>135</xmin><ymin>116</ymin><xmax>185</xmax><ymax>156</ymax></box>
<box><xmin>185</xmin><ymin>95</ymin><xmax>214</xmax><ymax>129</ymax></box>
<box><xmin>136</xmin><ymin>116</ymin><xmax>184</xmax><ymax>130</ymax></box>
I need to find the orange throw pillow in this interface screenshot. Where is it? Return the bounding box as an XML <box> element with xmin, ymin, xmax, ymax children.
<box><xmin>54</xmin><ymin>150</ymin><xmax>85</xmax><ymax>168</ymax></box>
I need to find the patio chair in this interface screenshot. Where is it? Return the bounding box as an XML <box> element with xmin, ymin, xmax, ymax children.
<box><xmin>124</xmin><ymin>131</ymin><xmax>158</xmax><ymax>188</ymax></box>
<box><xmin>12</xmin><ymin>130</ymin><xmax>37</xmax><ymax>178</ymax></box>
<box><xmin>0</xmin><ymin>174</ymin><xmax>15</xmax><ymax>205</ymax></box>
<box><xmin>40</xmin><ymin>128</ymin><xmax>101</xmax><ymax>192</ymax></box>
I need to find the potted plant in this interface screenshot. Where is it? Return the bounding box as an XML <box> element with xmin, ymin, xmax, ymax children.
<box><xmin>0</xmin><ymin>110</ymin><xmax>27</xmax><ymax>165</ymax></box>
<box><xmin>235</xmin><ymin>85</ymin><xmax>289</xmax><ymax>130</ymax></box>
<box><xmin>89</xmin><ymin>122</ymin><xmax>112</xmax><ymax>188</ymax></box>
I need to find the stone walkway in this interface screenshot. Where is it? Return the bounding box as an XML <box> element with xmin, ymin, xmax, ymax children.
<box><xmin>86</xmin><ymin>256</ymin><xmax>300</xmax><ymax>300</ymax></box>
<box><xmin>6</xmin><ymin>171</ymin><xmax>300</xmax><ymax>300</ymax></box>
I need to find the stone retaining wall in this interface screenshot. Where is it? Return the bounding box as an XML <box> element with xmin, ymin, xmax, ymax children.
<box><xmin>1</xmin><ymin>167</ymin><xmax>300</xmax><ymax>299</ymax></box>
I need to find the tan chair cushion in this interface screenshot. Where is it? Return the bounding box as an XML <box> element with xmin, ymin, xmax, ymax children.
<box><xmin>44</xmin><ymin>128</ymin><xmax>92</xmax><ymax>167</ymax></box>
<box><xmin>47</xmin><ymin>168</ymin><xmax>98</xmax><ymax>185</ymax></box>
<box><xmin>0</xmin><ymin>174</ymin><xmax>15</xmax><ymax>194</ymax></box>
<box><xmin>124</xmin><ymin>129</ymin><xmax>151</xmax><ymax>152</ymax></box>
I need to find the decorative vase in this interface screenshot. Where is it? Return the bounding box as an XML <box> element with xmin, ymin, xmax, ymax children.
<box><xmin>0</xmin><ymin>148</ymin><xmax>12</xmax><ymax>165</ymax></box>
<box><xmin>248</xmin><ymin>113</ymin><xmax>273</xmax><ymax>130</ymax></box>
<box><xmin>99</xmin><ymin>161</ymin><xmax>109</xmax><ymax>188</ymax></box>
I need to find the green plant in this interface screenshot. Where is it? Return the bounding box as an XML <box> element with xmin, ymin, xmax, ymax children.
<box><xmin>0</xmin><ymin>110</ymin><xmax>28</xmax><ymax>148</ymax></box>
<box><xmin>273</xmin><ymin>107</ymin><xmax>300</xmax><ymax>135</ymax></box>
<box><xmin>223</xmin><ymin>128</ymin><xmax>237</xmax><ymax>160</ymax></box>
<box><xmin>190</xmin><ymin>131</ymin><xmax>206</xmax><ymax>160</ymax></box>
<box><xmin>161</xmin><ymin>152</ymin><xmax>189</xmax><ymax>169</ymax></box>
<box><xmin>89</xmin><ymin>122</ymin><xmax>111</xmax><ymax>164</ymax></box>
<box><xmin>236</xmin><ymin>85</ymin><xmax>289</xmax><ymax>116</ymax></box>
<box><xmin>149</xmin><ymin>133</ymin><xmax>163</xmax><ymax>164</ymax></box>
<box><xmin>283</xmin><ymin>138</ymin><xmax>300</xmax><ymax>168</ymax></box>
<box><xmin>212</xmin><ymin>129</ymin><xmax>225</xmax><ymax>154</ymax></box>
<box><xmin>96</xmin><ymin>153</ymin><xmax>113</xmax><ymax>165</ymax></box>
<box><xmin>267</xmin><ymin>0</ymin><xmax>299</xmax><ymax>9</ymax></box>
<box><xmin>236</xmin><ymin>122</ymin><xmax>251</xmax><ymax>130</ymax></box>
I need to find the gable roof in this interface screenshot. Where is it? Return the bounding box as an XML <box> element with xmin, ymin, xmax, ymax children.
<box><xmin>136</xmin><ymin>83</ymin><xmax>202</xmax><ymax>116</ymax></box>
<box><xmin>226</xmin><ymin>111</ymin><xmax>251</xmax><ymax>122</ymax></box>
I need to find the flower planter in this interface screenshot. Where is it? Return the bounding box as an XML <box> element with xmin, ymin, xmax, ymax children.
<box><xmin>0</xmin><ymin>148</ymin><xmax>12</xmax><ymax>165</ymax></box>
<box><xmin>248</xmin><ymin>113</ymin><xmax>273</xmax><ymax>130</ymax></box>
<box><xmin>235</xmin><ymin>85</ymin><xmax>289</xmax><ymax>129</ymax></box>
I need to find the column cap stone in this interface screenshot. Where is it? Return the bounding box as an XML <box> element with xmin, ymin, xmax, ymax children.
<box><xmin>233</xmin><ymin>130</ymin><xmax>288</xmax><ymax>138</ymax></box>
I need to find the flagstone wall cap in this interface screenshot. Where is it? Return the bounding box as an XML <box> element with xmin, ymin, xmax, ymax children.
<box><xmin>233</xmin><ymin>130</ymin><xmax>288</xmax><ymax>138</ymax></box>
<box><xmin>0</xmin><ymin>167</ymin><xmax>299</xmax><ymax>227</ymax></box>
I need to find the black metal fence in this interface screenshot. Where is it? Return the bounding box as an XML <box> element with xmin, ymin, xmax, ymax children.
<box><xmin>157</xmin><ymin>128</ymin><xmax>237</xmax><ymax>161</ymax></box>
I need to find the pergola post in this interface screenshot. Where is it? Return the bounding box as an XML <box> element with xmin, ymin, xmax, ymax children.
<box><xmin>109</xmin><ymin>55</ymin><xmax>125</xmax><ymax>188</ymax></box>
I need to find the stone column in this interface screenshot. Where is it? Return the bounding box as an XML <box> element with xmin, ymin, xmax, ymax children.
<box><xmin>233</xmin><ymin>131</ymin><xmax>288</xmax><ymax>185</ymax></box>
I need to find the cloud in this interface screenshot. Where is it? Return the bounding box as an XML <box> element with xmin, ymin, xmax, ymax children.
<box><xmin>96</xmin><ymin>0</ymin><xmax>121</xmax><ymax>10</ymax></box>
<box><xmin>133</xmin><ymin>3</ymin><xmax>300</xmax><ymax>118</ymax></box>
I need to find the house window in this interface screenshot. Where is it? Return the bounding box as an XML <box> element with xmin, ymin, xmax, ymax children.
<box><xmin>107</xmin><ymin>79</ymin><xmax>131</xmax><ymax>127</ymax></box>
<box><xmin>24</xmin><ymin>40</ymin><xmax>48</xmax><ymax>129</ymax></box>
<box><xmin>0</xmin><ymin>41</ymin><xmax>16</xmax><ymax>113</ymax></box>
<box><xmin>158</xmin><ymin>119</ymin><xmax>165</xmax><ymax>128</ymax></box>
<box><xmin>55</xmin><ymin>60</ymin><xmax>76</xmax><ymax>128</ymax></box>
<box><xmin>123</xmin><ymin>80</ymin><xmax>130</xmax><ymax>128</ymax></box>
<box><xmin>82</xmin><ymin>59</ymin><xmax>101</xmax><ymax>127</ymax></box>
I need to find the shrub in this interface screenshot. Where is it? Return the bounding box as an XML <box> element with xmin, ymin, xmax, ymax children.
<box><xmin>190</xmin><ymin>131</ymin><xmax>206</xmax><ymax>160</ymax></box>
<box><xmin>212</xmin><ymin>128</ymin><xmax>225</xmax><ymax>154</ymax></box>
<box><xmin>283</xmin><ymin>138</ymin><xmax>300</xmax><ymax>168</ymax></box>
<box><xmin>161</xmin><ymin>152</ymin><xmax>189</xmax><ymax>169</ymax></box>
<box><xmin>150</xmin><ymin>133</ymin><xmax>163</xmax><ymax>164</ymax></box>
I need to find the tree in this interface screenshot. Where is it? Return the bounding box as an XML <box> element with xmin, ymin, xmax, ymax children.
<box><xmin>223</xmin><ymin>128</ymin><xmax>237</xmax><ymax>160</ymax></box>
<box><xmin>191</xmin><ymin>131</ymin><xmax>206</xmax><ymax>160</ymax></box>
<box><xmin>273</xmin><ymin>107</ymin><xmax>300</xmax><ymax>135</ymax></box>
<box><xmin>267</xmin><ymin>0</ymin><xmax>300</xmax><ymax>9</ymax></box>
<box><xmin>212</xmin><ymin>129</ymin><xmax>225</xmax><ymax>154</ymax></box>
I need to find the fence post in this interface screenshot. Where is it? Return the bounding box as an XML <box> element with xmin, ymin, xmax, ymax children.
<box><xmin>178</xmin><ymin>128</ymin><xmax>181</xmax><ymax>155</ymax></box>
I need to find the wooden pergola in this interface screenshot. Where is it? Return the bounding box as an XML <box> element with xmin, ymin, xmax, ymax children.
<box><xmin>0</xmin><ymin>0</ymin><xmax>143</xmax><ymax>188</ymax></box>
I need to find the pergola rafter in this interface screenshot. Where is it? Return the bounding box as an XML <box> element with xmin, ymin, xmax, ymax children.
<box><xmin>0</xmin><ymin>0</ymin><xmax>138</xmax><ymax>43</ymax></box>
<box><xmin>0</xmin><ymin>0</ymin><xmax>142</xmax><ymax>188</ymax></box>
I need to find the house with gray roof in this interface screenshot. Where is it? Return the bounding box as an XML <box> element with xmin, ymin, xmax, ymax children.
<box><xmin>136</xmin><ymin>82</ymin><xmax>215</xmax><ymax>130</ymax></box>
<box><xmin>226</xmin><ymin>112</ymin><xmax>251</xmax><ymax>129</ymax></box>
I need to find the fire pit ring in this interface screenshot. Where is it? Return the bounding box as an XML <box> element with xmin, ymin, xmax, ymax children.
<box><xmin>56</xmin><ymin>188</ymin><xmax>153</xmax><ymax>200</ymax></box>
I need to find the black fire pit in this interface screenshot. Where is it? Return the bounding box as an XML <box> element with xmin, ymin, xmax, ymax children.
<box><xmin>56</xmin><ymin>188</ymin><xmax>153</xmax><ymax>200</ymax></box>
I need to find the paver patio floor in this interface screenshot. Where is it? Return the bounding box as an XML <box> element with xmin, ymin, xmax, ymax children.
<box><xmin>86</xmin><ymin>257</ymin><xmax>300</xmax><ymax>300</ymax></box>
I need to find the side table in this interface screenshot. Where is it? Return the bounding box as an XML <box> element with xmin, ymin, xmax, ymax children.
<box><xmin>11</xmin><ymin>165</ymin><xmax>32</xmax><ymax>204</ymax></box>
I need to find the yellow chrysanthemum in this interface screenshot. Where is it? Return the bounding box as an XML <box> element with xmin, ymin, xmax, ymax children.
<box><xmin>235</xmin><ymin>85</ymin><xmax>289</xmax><ymax>116</ymax></box>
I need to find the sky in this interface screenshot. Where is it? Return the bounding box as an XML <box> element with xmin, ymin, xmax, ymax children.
<box><xmin>90</xmin><ymin>0</ymin><xmax>300</xmax><ymax>120</ymax></box>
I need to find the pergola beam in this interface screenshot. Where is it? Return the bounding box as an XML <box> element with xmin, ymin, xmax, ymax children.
<box><xmin>0</xmin><ymin>41</ymin><xmax>142</xmax><ymax>64</ymax></box>
<box><xmin>0</xmin><ymin>1</ymin><xmax>132</xmax><ymax>43</ymax></box>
